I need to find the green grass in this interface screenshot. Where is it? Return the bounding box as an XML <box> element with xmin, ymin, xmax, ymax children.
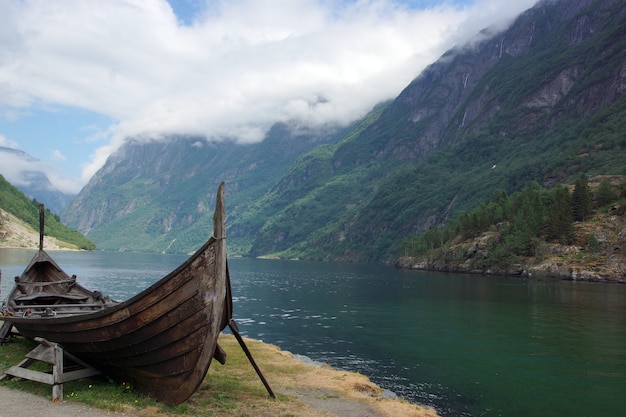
<box><xmin>0</xmin><ymin>333</ymin><xmax>283</xmax><ymax>417</ymax></box>
<box><xmin>0</xmin><ymin>335</ymin><xmax>159</xmax><ymax>411</ymax></box>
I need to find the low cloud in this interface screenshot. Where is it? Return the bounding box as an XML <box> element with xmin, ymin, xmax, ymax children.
<box><xmin>51</xmin><ymin>149</ymin><xmax>67</xmax><ymax>161</ymax></box>
<box><xmin>0</xmin><ymin>149</ymin><xmax>81</xmax><ymax>195</ymax></box>
<box><xmin>0</xmin><ymin>0</ymin><xmax>538</xmax><ymax>184</ymax></box>
<box><xmin>0</xmin><ymin>134</ymin><xmax>18</xmax><ymax>148</ymax></box>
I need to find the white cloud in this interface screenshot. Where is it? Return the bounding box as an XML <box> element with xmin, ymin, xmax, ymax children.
<box><xmin>0</xmin><ymin>0</ymin><xmax>538</xmax><ymax>184</ymax></box>
<box><xmin>0</xmin><ymin>149</ymin><xmax>81</xmax><ymax>194</ymax></box>
<box><xmin>51</xmin><ymin>149</ymin><xmax>67</xmax><ymax>161</ymax></box>
<box><xmin>45</xmin><ymin>169</ymin><xmax>83</xmax><ymax>195</ymax></box>
<box><xmin>0</xmin><ymin>133</ymin><xmax>18</xmax><ymax>148</ymax></box>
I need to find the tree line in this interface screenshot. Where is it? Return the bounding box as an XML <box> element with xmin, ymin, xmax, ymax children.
<box><xmin>400</xmin><ymin>175</ymin><xmax>624</xmax><ymax>267</ymax></box>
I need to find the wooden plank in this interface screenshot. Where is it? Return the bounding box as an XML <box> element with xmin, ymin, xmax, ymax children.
<box><xmin>26</xmin><ymin>344</ymin><xmax>57</xmax><ymax>364</ymax></box>
<box><xmin>52</xmin><ymin>344</ymin><xmax>63</xmax><ymax>401</ymax></box>
<box><xmin>13</xmin><ymin>302</ymin><xmax>104</xmax><ymax>309</ymax></box>
<box><xmin>58</xmin><ymin>367</ymin><xmax>102</xmax><ymax>383</ymax></box>
<box><xmin>15</xmin><ymin>292</ymin><xmax>88</xmax><ymax>301</ymax></box>
<box><xmin>4</xmin><ymin>366</ymin><xmax>54</xmax><ymax>385</ymax></box>
<box><xmin>0</xmin><ymin>321</ymin><xmax>13</xmax><ymax>341</ymax></box>
<box><xmin>16</xmin><ymin>278</ymin><xmax>76</xmax><ymax>287</ymax></box>
<box><xmin>53</xmin><ymin>384</ymin><xmax>62</xmax><ymax>403</ymax></box>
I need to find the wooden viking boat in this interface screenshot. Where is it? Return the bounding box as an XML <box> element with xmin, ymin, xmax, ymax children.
<box><xmin>0</xmin><ymin>183</ymin><xmax>273</xmax><ymax>405</ymax></box>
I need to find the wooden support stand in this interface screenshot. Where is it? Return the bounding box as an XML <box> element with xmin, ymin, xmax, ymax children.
<box><xmin>0</xmin><ymin>337</ymin><xmax>101</xmax><ymax>402</ymax></box>
<box><xmin>0</xmin><ymin>320</ymin><xmax>13</xmax><ymax>342</ymax></box>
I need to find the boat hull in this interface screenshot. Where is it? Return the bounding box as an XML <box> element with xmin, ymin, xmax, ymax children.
<box><xmin>2</xmin><ymin>183</ymin><xmax>229</xmax><ymax>405</ymax></box>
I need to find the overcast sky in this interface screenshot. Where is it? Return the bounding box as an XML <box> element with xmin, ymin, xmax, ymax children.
<box><xmin>0</xmin><ymin>0</ymin><xmax>537</xmax><ymax>194</ymax></box>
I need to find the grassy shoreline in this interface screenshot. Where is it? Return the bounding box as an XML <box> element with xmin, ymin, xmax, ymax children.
<box><xmin>0</xmin><ymin>329</ymin><xmax>438</xmax><ymax>417</ymax></box>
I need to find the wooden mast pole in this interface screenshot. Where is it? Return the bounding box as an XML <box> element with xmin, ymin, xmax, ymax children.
<box><xmin>215</xmin><ymin>182</ymin><xmax>275</xmax><ymax>399</ymax></box>
<box><xmin>39</xmin><ymin>204</ymin><xmax>45</xmax><ymax>251</ymax></box>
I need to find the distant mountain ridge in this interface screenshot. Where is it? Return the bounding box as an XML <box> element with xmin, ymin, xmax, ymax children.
<box><xmin>63</xmin><ymin>124</ymin><xmax>347</xmax><ymax>253</ymax></box>
<box><xmin>63</xmin><ymin>0</ymin><xmax>626</xmax><ymax>262</ymax></box>
<box><xmin>0</xmin><ymin>146</ymin><xmax>75</xmax><ymax>214</ymax></box>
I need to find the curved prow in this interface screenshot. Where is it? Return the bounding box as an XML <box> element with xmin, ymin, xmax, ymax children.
<box><xmin>213</xmin><ymin>182</ymin><xmax>225</xmax><ymax>240</ymax></box>
<box><xmin>39</xmin><ymin>204</ymin><xmax>45</xmax><ymax>251</ymax></box>
<box><xmin>214</xmin><ymin>182</ymin><xmax>276</xmax><ymax>399</ymax></box>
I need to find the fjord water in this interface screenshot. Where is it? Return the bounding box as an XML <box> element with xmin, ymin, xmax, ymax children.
<box><xmin>1</xmin><ymin>249</ymin><xmax>624</xmax><ymax>417</ymax></box>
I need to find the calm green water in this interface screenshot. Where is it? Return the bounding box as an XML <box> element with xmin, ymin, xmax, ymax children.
<box><xmin>1</xmin><ymin>249</ymin><xmax>625</xmax><ymax>416</ymax></box>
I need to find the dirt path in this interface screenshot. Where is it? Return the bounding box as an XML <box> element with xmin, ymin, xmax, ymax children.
<box><xmin>0</xmin><ymin>386</ymin><xmax>137</xmax><ymax>417</ymax></box>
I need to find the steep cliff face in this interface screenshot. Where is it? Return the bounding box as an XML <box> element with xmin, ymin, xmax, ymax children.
<box><xmin>65</xmin><ymin>137</ymin><xmax>227</xmax><ymax>235</ymax></box>
<box><xmin>334</xmin><ymin>0</ymin><xmax>626</xmax><ymax>169</ymax></box>
<box><xmin>64</xmin><ymin>0</ymin><xmax>626</xmax><ymax>261</ymax></box>
<box><xmin>63</xmin><ymin>124</ymin><xmax>342</xmax><ymax>252</ymax></box>
<box><xmin>297</xmin><ymin>0</ymin><xmax>625</xmax><ymax>262</ymax></box>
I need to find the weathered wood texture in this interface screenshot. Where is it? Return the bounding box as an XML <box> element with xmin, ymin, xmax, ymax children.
<box><xmin>2</xmin><ymin>183</ymin><xmax>230</xmax><ymax>405</ymax></box>
<box><xmin>1</xmin><ymin>337</ymin><xmax>101</xmax><ymax>402</ymax></box>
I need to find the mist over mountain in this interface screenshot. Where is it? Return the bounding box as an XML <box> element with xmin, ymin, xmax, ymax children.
<box><xmin>0</xmin><ymin>146</ymin><xmax>75</xmax><ymax>214</ymax></box>
<box><xmin>62</xmin><ymin>123</ymin><xmax>347</xmax><ymax>253</ymax></box>
<box><xmin>63</xmin><ymin>0</ymin><xmax>626</xmax><ymax>262</ymax></box>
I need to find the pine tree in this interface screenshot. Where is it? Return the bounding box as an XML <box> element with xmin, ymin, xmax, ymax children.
<box><xmin>546</xmin><ymin>185</ymin><xmax>574</xmax><ymax>244</ymax></box>
<box><xmin>572</xmin><ymin>174</ymin><xmax>592</xmax><ymax>221</ymax></box>
<box><xmin>596</xmin><ymin>179</ymin><xmax>615</xmax><ymax>208</ymax></box>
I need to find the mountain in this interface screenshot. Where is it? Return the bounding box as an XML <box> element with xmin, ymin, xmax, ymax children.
<box><xmin>0</xmin><ymin>174</ymin><xmax>95</xmax><ymax>250</ymax></box>
<box><xmin>63</xmin><ymin>0</ymin><xmax>626</xmax><ymax>262</ymax></box>
<box><xmin>0</xmin><ymin>146</ymin><xmax>75</xmax><ymax>214</ymax></box>
<box><xmin>62</xmin><ymin>124</ymin><xmax>347</xmax><ymax>253</ymax></box>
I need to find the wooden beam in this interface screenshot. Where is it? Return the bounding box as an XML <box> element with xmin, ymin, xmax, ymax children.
<box><xmin>0</xmin><ymin>338</ymin><xmax>101</xmax><ymax>402</ymax></box>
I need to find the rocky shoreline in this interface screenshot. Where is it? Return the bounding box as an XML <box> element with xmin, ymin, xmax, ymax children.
<box><xmin>396</xmin><ymin>253</ymin><xmax>626</xmax><ymax>283</ymax></box>
<box><xmin>396</xmin><ymin>232</ymin><xmax>626</xmax><ymax>284</ymax></box>
<box><xmin>397</xmin><ymin>200</ymin><xmax>626</xmax><ymax>283</ymax></box>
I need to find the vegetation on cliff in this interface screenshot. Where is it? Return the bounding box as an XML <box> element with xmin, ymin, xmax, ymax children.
<box><xmin>397</xmin><ymin>175</ymin><xmax>626</xmax><ymax>282</ymax></box>
<box><xmin>0</xmin><ymin>175</ymin><xmax>95</xmax><ymax>250</ymax></box>
<box><xmin>60</xmin><ymin>0</ymin><xmax>626</xmax><ymax>263</ymax></box>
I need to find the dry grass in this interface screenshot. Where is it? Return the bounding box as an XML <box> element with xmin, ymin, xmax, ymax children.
<box><xmin>190</xmin><ymin>334</ymin><xmax>439</xmax><ymax>417</ymax></box>
<box><xmin>1</xmin><ymin>332</ymin><xmax>438</xmax><ymax>417</ymax></box>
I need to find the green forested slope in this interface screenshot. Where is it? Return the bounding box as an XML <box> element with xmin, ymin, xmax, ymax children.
<box><xmin>395</xmin><ymin>175</ymin><xmax>626</xmax><ymax>281</ymax></box>
<box><xmin>63</xmin><ymin>0</ymin><xmax>626</xmax><ymax>262</ymax></box>
<box><xmin>0</xmin><ymin>175</ymin><xmax>95</xmax><ymax>250</ymax></box>
<box><xmin>239</xmin><ymin>0</ymin><xmax>626</xmax><ymax>261</ymax></box>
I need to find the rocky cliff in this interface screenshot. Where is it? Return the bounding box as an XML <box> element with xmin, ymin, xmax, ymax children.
<box><xmin>334</xmin><ymin>0</ymin><xmax>626</xmax><ymax>168</ymax></box>
<box><xmin>397</xmin><ymin>176</ymin><xmax>626</xmax><ymax>282</ymax></box>
<box><xmin>63</xmin><ymin>0</ymin><xmax>626</xmax><ymax>262</ymax></box>
<box><xmin>62</xmin><ymin>124</ymin><xmax>344</xmax><ymax>252</ymax></box>
<box><xmin>320</xmin><ymin>0</ymin><xmax>626</xmax><ymax>261</ymax></box>
<box><xmin>397</xmin><ymin>206</ymin><xmax>626</xmax><ymax>282</ymax></box>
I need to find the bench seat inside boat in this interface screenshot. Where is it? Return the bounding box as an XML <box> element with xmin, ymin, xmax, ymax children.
<box><xmin>14</xmin><ymin>292</ymin><xmax>90</xmax><ymax>303</ymax></box>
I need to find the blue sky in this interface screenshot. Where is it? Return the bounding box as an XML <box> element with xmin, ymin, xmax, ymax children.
<box><xmin>0</xmin><ymin>0</ymin><xmax>537</xmax><ymax>194</ymax></box>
